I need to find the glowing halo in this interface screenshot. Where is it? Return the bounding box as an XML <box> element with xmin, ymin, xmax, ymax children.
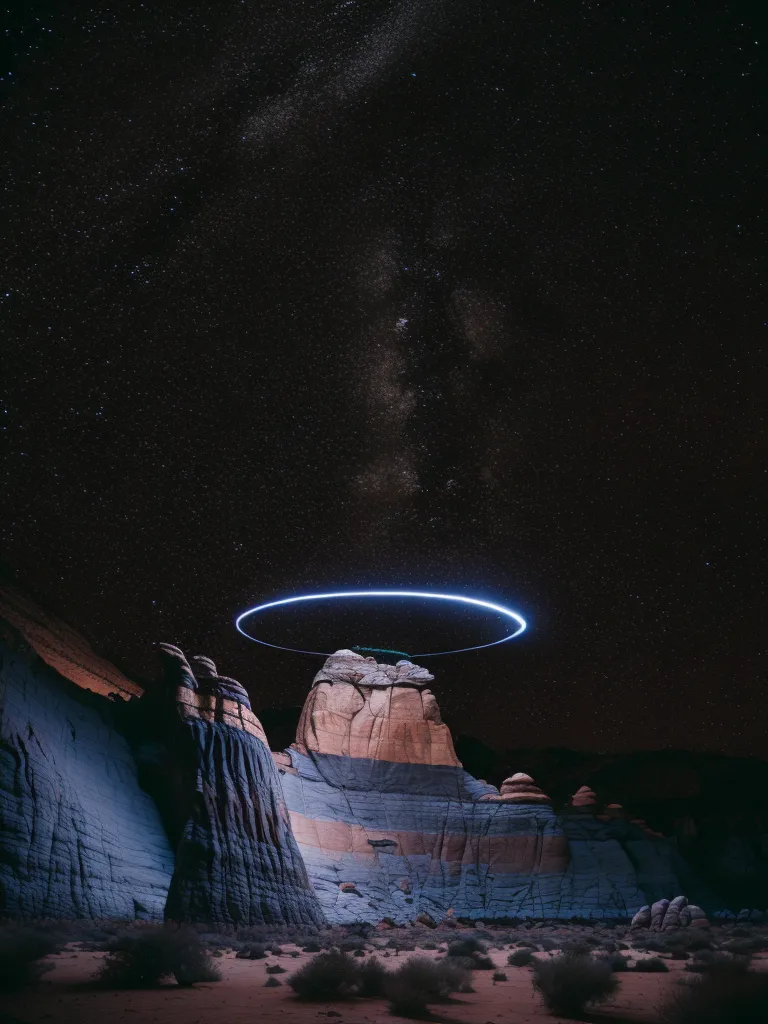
<box><xmin>234</xmin><ymin>590</ymin><xmax>527</xmax><ymax>658</ymax></box>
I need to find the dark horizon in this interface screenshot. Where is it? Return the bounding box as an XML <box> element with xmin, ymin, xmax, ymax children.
<box><xmin>3</xmin><ymin>2</ymin><xmax>764</xmax><ymax>757</ymax></box>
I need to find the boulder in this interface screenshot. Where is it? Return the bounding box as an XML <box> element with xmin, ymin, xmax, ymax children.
<box><xmin>686</xmin><ymin>904</ymin><xmax>710</xmax><ymax>928</ymax></box>
<box><xmin>630</xmin><ymin>905</ymin><xmax>652</xmax><ymax>930</ymax></box>
<box><xmin>661</xmin><ymin>895</ymin><xmax>688</xmax><ymax>930</ymax></box>
<box><xmin>570</xmin><ymin>785</ymin><xmax>597</xmax><ymax>809</ymax></box>
<box><xmin>651</xmin><ymin>898</ymin><xmax>670</xmax><ymax>931</ymax></box>
<box><xmin>481</xmin><ymin>772</ymin><xmax>552</xmax><ymax>804</ymax></box>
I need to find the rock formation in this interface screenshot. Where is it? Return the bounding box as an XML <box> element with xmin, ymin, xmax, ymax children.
<box><xmin>145</xmin><ymin>644</ymin><xmax>323</xmax><ymax>927</ymax></box>
<box><xmin>279</xmin><ymin>650</ymin><xmax>569</xmax><ymax>923</ymax></box>
<box><xmin>0</xmin><ymin>590</ymin><xmax>746</xmax><ymax>924</ymax></box>
<box><xmin>0</xmin><ymin>614</ymin><xmax>172</xmax><ymax>919</ymax></box>
<box><xmin>294</xmin><ymin>650</ymin><xmax>459</xmax><ymax>766</ymax></box>
<box><xmin>651</xmin><ymin>898</ymin><xmax>671</xmax><ymax>930</ymax></box>
<box><xmin>661</xmin><ymin>894</ymin><xmax>688</xmax><ymax>930</ymax></box>
<box><xmin>481</xmin><ymin>773</ymin><xmax>552</xmax><ymax>803</ymax></box>
<box><xmin>569</xmin><ymin>785</ymin><xmax>598</xmax><ymax>810</ymax></box>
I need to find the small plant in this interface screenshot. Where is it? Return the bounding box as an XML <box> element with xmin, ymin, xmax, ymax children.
<box><xmin>266</xmin><ymin>963</ymin><xmax>287</xmax><ymax>974</ymax></box>
<box><xmin>236</xmin><ymin>942</ymin><xmax>267</xmax><ymax>960</ymax></box>
<box><xmin>684</xmin><ymin>951</ymin><xmax>751</xmax><ymax>974</ymax></box>
<box><xmin>493</xmin><ymin>970</ymin><xmax>507</xmax><ymax>982</ymax></box>
<box><xmin>508</xmin><ymin>948</ymin><xmax>534</xmax><ymax>967</ymax></box>
<box><xmin>632</xmin><ymin>957</ymin><xmax>669</xmax><ymax>972</ymax></box>
<box><xmin>357</xmin><ymin>956</ymin><xmax>388</xmax><ymax>997</ymax></box>
<box><xmin>385</xmin><ymin>956</ymin><xmax>469</xmax><ymax>1018</ymax></box>
<box><xmin>353</xmin><ymin>948</ymin><xmax>366</xmax><ymax>957</ymax></box>
<box><xmin>532</xmin><ymin>952</ymin><xmax>618</xmax><ymax>1017</ymax></box>
<box><xmin>447</xmin><ymin>935</ymin><xmax>488</xmax><ymax>958</ymax></box>
<box><xmin>598</xmin><ymin>952</ymin><xmax>629</xmax><ymax>972</ymax></box>
<box><xmin>302</xmin><ymin>941</ymin><xmax>322</xmax><ymax>953</ymax></box>
<box><xmin>0</xmin><ymin>925</ymin><xmax>60</xmax><ymax>993</ymax></box>
<box><xmin>99</xmin><ymin>927</ymin><xmax>221</xmax><ymax>988</ymax></box>
<box><xmin>661</xmin><ymin>966</ymin><xmax>768</xmax><ymax>1023</ymax></box>
<box><xmin>264</xmin><ymin>975</ymin><xmax>282</xmax><ymax>987</ymax></box>
<box><xmin>469</xmin><ymin>953</ymin><xmax>495</xmax><ymax>970</ymax></box>
<box><xmin>269</xmin><ymin>944</ymin><xmax>284</xmax><ymax>955</ymax></box>
<box><xmin>288</xmin><ymin>951</ymin><xmax>361</xmax><ymax>1000</ymax></box>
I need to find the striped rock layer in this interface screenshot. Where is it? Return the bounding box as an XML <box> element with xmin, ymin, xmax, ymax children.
<box><xmin>150</xmin><ymin>645</ymin><xmax>323</xmax><ymax>927</ymax></box>
<box><xmin>278</xmin><ymin>651</ymin><xmax>570</xmax><ymax>922</ymax></box>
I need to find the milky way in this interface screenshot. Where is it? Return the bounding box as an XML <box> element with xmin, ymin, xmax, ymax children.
<box><xmin>2</xmin><ymin>1</ymin><xmax>764</xmax><ymax>754</ymax></box>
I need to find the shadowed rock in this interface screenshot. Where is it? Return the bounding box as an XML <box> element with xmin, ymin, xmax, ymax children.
<box><xmin>662</xmin><ymin>894</ymin><xmax>688</xmax><ymax>930</ymax></box>
<box><xmin>651</xmin><ymin>898</ymin><xmax>670</xmax><ymax>930</ymax></box>
<box><xmin>151</xmin><ymin>644</ymin><xmax>323</xmax><ymax>927</ymax></box>
<box><xmin>631</xmin><ymin>905</ymin><xmax>652</xmax><ymax>929</ymax></box>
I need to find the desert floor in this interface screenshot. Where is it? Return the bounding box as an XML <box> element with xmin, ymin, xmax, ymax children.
<box><xmin>8</xmin><ymin>942</ymin><xmax>758</xmax><ymax>1024</ymax></box>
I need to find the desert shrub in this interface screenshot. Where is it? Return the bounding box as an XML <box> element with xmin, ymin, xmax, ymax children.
<box><xmin>532</xmin><ymin>952</ymin><xmax>618</xmax><ymax>1017</ymax></box>
<box><xmin>99</xmin><ymin>927</ymin><xmax>221</xmax><ymax>988</ymax></box>
<box><xmin>420</xmin><ymin>941</ymin><xmax>438</xmax><ymax>950</ymax></box>
<box><xmin>353</xmin><ymin>949</ymin><xmax>365</xmax><ymax>957</ymax></box>
<box><xmin>236</xmin><ymin>943</ymin><xmax>267</xmax><ymax>960</ymax></box>
<box><xmin>0</xmin><ymin>924</ymin><xmax>61</xmax><ymax>993</ymax></box>
<box><xmin>508</xmin><ymin>948</ymin><xmax>535</xmax><ymax>967</ymax></box>
<box><xmin>493</xmin><ymin>970</ymin><xmax>507</xmax><ymax>982</ymax></box>
<box><xmin>447</xmin><ymin>935</ymin><xmax>487</xmax><ymax>958</ymax></box>
<box><xmin>288</xmin><ymin>951</ymin><xmax>360</xmax><ymax>1000</ymax></box>
<box><xmin>661</xmin><ymin>966</ymin><xmax>768</xmax><ymax>1023</ymax></box>
<box><xmin>632</xmin><ymin>957</ymin><xmax>669</xmax><ymax>972</ymax></box>
<box><xmin>266</xmin><ymin>963</ymin><xmax>287</xmax><ymax>974</ymax></box>
<box><xmin>469</xmin><ymin>953</ymin><xmax>495</xmax><ymax>970</ymax></box>
<box><xmin>385</xmin><ymin>956</ymin><xmax>469</xmax><ymax>1018</ymax></box>
<box><xmin>516</xmin><ymin>940</ymin><xmax>539</xmax><ymax>949</ymax></box>
<box><xmin>302</xmin><ymin>942</ymin><xmax>322</xmax><ymax>953</ymax></box>
<box><xmin>685</xmin><ymin>951</ymin><xmax>751</xmax><ymax>974</ymax></box>
<box><xmin>264</xmin><ymin>975</ymin><xmax>282</xmax><ymax>987</ymax></box>
<box><xmin>720</xmin><ymin>938</ymin><xmax>761</xmax><ymax>956</ymax></box>
<box><xmin>357</xmin><ymin>956</ymin><xmax>388</xmax><ymax>997</ymax></box>
<box><xmin>268</xmin><ymin>944</ymin><xmax>284</xmax><ymax>955</ymax></box>
<box><xmin>598</xmin><ymin>952</ymin><xmax>629</xmax><ymax>972</ymax></box>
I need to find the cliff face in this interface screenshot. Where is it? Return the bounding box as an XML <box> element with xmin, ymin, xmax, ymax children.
<box><xmin>0</xmin><ymin>619</ymin><xmax>173</xmax><ymax>919</ymax></box>
<box><xmin>279</xmin><ymin>650</ymin><xmax>571</xmax><ymax>923</ymax></box>
<box><xmin>142</xmin><ymin>645</ymin><xmax>323</xmax><ymax>927</ymax></box>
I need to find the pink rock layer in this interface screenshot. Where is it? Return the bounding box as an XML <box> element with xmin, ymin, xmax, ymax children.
<box><xmin>293</xmin><ymin>649</ymin><xmax>460</xmax><ymax>766</ymax></box>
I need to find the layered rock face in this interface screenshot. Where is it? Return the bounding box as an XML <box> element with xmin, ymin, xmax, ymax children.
<box><xmin>278</xmin><ymin>650</ymin><xmax>570</xmax><ymax>923</ymax></box>
<box><xmin>0</xmin><ymin>617</ymin><xmax>173</xmax><ymax>919</ymax></box>
<box><xmin>142</xmin><ymin>645</ymin><xmax>323</xmax><ymax>927</ymax></box>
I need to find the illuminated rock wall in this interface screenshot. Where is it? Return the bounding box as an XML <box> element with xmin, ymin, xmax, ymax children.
<box><xmin>0</xmin><ymin>621</ymin><xmax>173</xmax><ymax>919</ymax></box>
<box><xmin>149</xmin><ymin>645</ymin><xmax>324</xmax><ymax>927</ymax></box>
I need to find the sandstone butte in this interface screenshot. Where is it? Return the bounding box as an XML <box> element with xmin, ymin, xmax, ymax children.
<box><xmin>0</xmin><ymin>589</ymin><xmax>726</xmax><ymax>925</ymax></box>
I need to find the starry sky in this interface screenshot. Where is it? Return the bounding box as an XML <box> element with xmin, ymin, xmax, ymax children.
<box><xmin>2</xmin><ymin>1</ymin><xmax>765</xmax><ymax>755</ymax></box>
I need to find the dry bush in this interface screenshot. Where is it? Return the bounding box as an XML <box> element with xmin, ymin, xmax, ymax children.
<box><xmin>661</xmin><ymin>967</ymin><xmax>768</xmax><ymax>1024</ymax></box>
<box><xmin>507</xmin><ymin>948</ymin><xmax>535</xmax><ymax>967</ymax></box>
<box><xmin>631</xmin><ymin>957</ymin><xmax>669</xmax><ymax>972</ymax></box>
<box><xmin>98</xmin><ymin>926</ymin><xmax>221</xmax><ymax>988</ymax></box>
<box><xmin>532</xmin><ymin>951</ymin><xmax>618</xmax><ymax>1017</ymax></box>
<box><xmin>385</xmin><ymin>956</ymin><xmax>469</xmax><ymax>1018</ymax></box>
<box><xmin>0</xmin><ymin>924</ymin><xmax>61</xmax><ymax>993</ymax></box>
<box><xmin>288</xmin><ymin>950</ymin><xmax>361</xmax><ymax>1000</ymax></box>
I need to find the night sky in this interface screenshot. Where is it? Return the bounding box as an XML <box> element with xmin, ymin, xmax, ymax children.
<box><xmin>3</xmin><ymin>2</ymin><xmax>765</xmax><ymax>755</ymax></box>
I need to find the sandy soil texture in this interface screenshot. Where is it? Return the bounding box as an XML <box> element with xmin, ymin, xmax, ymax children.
<box><xmin>2</xmin><ymin>944</ymin><xmax>712</xmax><ymax>1024</ymax></box>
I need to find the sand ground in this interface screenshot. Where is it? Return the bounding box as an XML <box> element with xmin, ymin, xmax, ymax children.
<box><xmin>5</xmin><ymin>943</ymin><xmax>738</xmax><ymax>1024</ymax></box>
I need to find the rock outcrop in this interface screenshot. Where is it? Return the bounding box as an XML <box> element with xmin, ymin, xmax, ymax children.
<box><xmin>569</xmin><ymin>785</ymin><xmax>597</xmax><ymax>810</ymax></box>
<box><xmin>279</xmin><ymin>650</ymin><xmax>570</xmax><ymax>923</ymax></box>
<box><xmin>143</xmin><ymin>645</ymin><xmax>323</xmax><ymax>927</ymax></box>
<box><xmin>629</xmin><ymin>895</ymin><xmax>709</xmax><ymax>931</ymax></box>
<box><xmin>480</xmin><ymin>773</ymin><xmax>552</xmax><ymax>803</ymax></box>
<box><xmin>294</xmin><ymin>650</ymin><xmax>459</xmax><ymax>766</ymax></box>
<box><xmin>0</xmin><ymin>615</ymin><xmax>173</xmax><ymax>919</ymax></box>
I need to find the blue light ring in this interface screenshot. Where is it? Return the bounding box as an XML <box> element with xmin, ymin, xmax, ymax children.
<box><xmin>234</xmin><ymin>589</ymin><xmax>527</xmax><ymax>658</ymax></box>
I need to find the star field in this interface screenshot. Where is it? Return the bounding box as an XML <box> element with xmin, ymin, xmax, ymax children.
<box><xmin>2</xmin><ymin>0</ymin><xmax>765</xmax><ymax>754</ymax></box>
